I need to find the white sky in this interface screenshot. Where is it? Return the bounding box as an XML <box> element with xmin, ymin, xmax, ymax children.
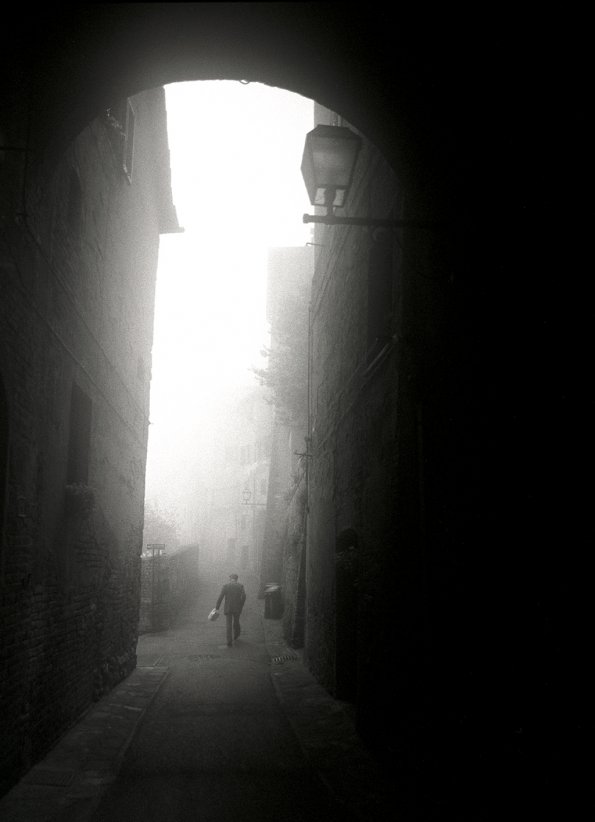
<box><xmin>144</xmin><ymin>81</ymin><xmax>314</xmax><ymax>509</ymax></box>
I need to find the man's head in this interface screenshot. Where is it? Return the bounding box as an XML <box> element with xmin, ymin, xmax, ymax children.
<box><xmin>229</xmin><ymin>574</ymin><xmax>239</xmax><ymax>581</ymax></box>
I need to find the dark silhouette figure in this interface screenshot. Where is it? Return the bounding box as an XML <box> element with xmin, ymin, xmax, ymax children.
<box><xmin>215</xmin><ymin>574</ymin><xmax>246</xmax><ymax>647</ymax></box>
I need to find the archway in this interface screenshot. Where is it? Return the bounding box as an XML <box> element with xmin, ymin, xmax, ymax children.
<box><xmin>0</xmin><ymin>6</ymin><xmax>489</xmax><ymax>812</ymax></box>
<box><xmin>7</xmin><ymin>4</ymin><xmax>445</xmax><ymax>219</ymax></box>
<box><xmin>2</xmin><ymin>9</ymin><xmax>593</xmax><ymax>818</ymax></box>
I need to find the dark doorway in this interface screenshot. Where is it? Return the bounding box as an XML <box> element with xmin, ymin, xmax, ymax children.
<box><xmin>335</xmin><ymin>528</ymin><xmax>359</xmax><ymax>702</ymax></box>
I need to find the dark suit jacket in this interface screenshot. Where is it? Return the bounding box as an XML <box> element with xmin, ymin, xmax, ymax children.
<box><xmin>216</xmin><ymin>582</ymin><xmax>246</xmax><ymax>614</ymax></box>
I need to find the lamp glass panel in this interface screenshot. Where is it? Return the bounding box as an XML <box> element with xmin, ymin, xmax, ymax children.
<box><xmin>310</xmin><ymin>138</ymin><xmax>357</xmax><ymax>188</ymax></box>
<box><xmin>313</xmin><ymin>187</ymin><xmax>346</xmax><ymax>207</ymax></box>
<box><xmin>301</xmin><ymin>125</ymin><xmax>361</xmax><ymax>207</ymax></box>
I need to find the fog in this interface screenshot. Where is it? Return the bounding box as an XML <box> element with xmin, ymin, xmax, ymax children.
<box><xmin>143</xmin><ymin>81</ymin><xmax>314</xmax><ymax>545</ymax></box>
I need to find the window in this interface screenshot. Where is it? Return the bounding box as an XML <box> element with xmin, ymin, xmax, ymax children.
<box><xmin>67</xmin><ymin>383</ymin><xmax>92</xmax><ymax>484</ymax></box>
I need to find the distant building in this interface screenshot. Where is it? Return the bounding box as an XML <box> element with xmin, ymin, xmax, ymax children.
<box><xmin>0</xmin><ymin>87</ymin><xmax>179</xmax><ymax>792</ymax></box>
<box><xmin>200</xmin><ymin>386</ymin><xmax>273</xmax><ymax>572</ymax></box>
<box><xmin>258</xmin><ymin>246</ymin><xmax>312</xmax><ymax>633</ymax></box>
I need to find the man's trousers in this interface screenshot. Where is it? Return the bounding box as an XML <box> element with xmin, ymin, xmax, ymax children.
<box><xmin>225</xmin><ymin>612</ymin><xmax>241</xmax><ymax>644</ymax></box>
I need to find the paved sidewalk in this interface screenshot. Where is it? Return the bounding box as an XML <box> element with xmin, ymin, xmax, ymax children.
<box><xmin>0</xmin><ymin>666</ymin><xmax>169</xmax><ymax>822</ymax></box>
<box><xmin>0</xmin><ymin>568</ymin><xmax>391</xmax><ymax>821</ymax></box>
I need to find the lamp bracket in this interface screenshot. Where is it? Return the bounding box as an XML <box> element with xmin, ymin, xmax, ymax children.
<box><xmin>303</xmin><ymin>214</ymin><xmax>442</xmax><ymax>229</ymax></box>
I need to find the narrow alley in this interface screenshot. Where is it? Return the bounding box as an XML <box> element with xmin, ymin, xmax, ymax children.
<box><xmin>0</xmin><ymin>566</ymin><xmax>391</xmax><ymax>822</ymax></box>
<box><xmin>1</xmin><ymin>9</ymin><xmax>591</xmax><ymax>821</ymax></box>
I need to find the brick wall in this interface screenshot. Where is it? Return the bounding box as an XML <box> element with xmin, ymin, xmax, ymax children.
<box><xmin>303</xmin><ymin>101</ymin><xmax>482</xmax><ymax>784</ymax></box>
<box><xmin>0</xmin><ymin>88</ymin><xmax>175</xmax><ymax>796</ymax></box>
<box><xmin>168</xmin><ymin>544</ymin><xmax>200</xmax><ymax>615</ymax></box>
<box><xmin>139</xmin><ymin>551</ymin><xmax>169</xmax><ymax>633</ymax></box>
<box><xmin>279</xmin><ymin>472</ymin><xmax>307</xmax><ymax>648</ymax></box>
<box><xmin>139</xmin><ymin>544</ymin><xmax>200</xmax><ymax>633</ymax></box>
<box><xmin>305</xmin><ymin>104</ymin><xmax>424</xmax><ymax>737</ymax></box>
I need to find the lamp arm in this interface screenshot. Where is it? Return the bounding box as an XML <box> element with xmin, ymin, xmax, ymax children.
<box><xmin>303</xmin><ymin>214</ymin><xmax>442</xmax><ymax>229</ymax></box>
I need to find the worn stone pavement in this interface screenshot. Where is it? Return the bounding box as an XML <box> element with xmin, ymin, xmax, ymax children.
<box><xmin>0</xmin><ymin>566</ymin><xmax>392</xmax><ymax>821</ymax></box>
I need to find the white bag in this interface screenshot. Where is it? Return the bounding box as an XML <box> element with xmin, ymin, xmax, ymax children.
<box><xmin>208</xmin><ymin>608</ymin><xmax>219</xmax><ymax>621</ymax></box>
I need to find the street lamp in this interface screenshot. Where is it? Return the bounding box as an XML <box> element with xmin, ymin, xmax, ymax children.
<box><xmin>301</xmin><ymin>124</ymin><xmax>434</xmax><ymax>229</ymax></box>
<box><xmin>301</xmin><ymin>124</ymin><xmax>362</xmax><ymax>213</ymax></box>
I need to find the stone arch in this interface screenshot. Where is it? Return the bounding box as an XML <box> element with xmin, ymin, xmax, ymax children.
<box><xmin>14</xmin><ymin>5</ymin><xmax>442</xmax><ymax>218</ymax></box>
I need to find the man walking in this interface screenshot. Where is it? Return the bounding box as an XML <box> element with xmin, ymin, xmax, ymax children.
<box><xmin>215</xmin><ymin>573</ymin><xmax>246</xmax><ymax>647</ymax></box>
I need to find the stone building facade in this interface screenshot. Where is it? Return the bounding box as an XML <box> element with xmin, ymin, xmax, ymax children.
<box><xmin>0</xmin><ymin>87</ymin><xmax>178</xmax><ymax>794</ymax></box>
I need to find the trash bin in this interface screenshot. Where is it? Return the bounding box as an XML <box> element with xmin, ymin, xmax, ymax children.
<box><xmin>264</xmin><ymin>583</ymin><xmax>283</xmax><ymax>619</ymax></box>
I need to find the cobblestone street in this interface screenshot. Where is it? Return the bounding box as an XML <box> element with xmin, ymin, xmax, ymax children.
<box><xmin>0</xmin><ymin>566</ymin><xmax>391</xmax><ymax>821</ymax></box>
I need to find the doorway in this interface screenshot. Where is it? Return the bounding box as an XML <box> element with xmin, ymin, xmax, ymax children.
<box><xmin>335</xmin><ymin>528</ymin><xmax>359</xmax><ymax>702</ymax></box>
